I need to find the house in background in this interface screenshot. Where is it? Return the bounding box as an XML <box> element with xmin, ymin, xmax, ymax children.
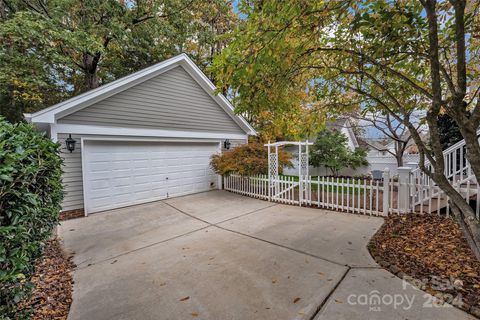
<box><xmin>25</xmin><ymin>54</ymin><xmax>256</xmax><ymax>217</ymax></box>
<box><xmin>361</xmin><ymin>136</ymin><xmax>421</xmax><ymax>175</ymax></box>
<box><xmin>284</xmin><ymin>117</ymin><xmax>423</xmax><ymax>177</ymax></box>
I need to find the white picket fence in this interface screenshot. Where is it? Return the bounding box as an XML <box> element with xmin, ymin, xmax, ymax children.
<box><xmin>223</xmin><ymin>174</ymin><xmax>270</xmax><ymax>200</ymax></box>
<box><xmin>224</xmin><ymin>174</ymin><xmax>389</xmax><ymax>216</ymax></box>
<box><xmin>224</xmin><ymin>170</ymin><xmax>480</xmax><ymax>219</ymax></box>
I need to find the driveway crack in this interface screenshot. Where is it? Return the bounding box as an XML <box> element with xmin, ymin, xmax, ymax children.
<box><xmin>306</xmin><ymin>267</ymin><xmax>351</xmax><ymax>320</ymax></box>
<box><xmin>164</xmin><ymin>200</ymin><xmax>351</xmax><ymax>268</ymax></box>
<box><xmin>75</xmin><ymin>225</ymin><xmax>210</xmax><ymax>270</ymax></box>
<box><xmin>215</xmin><ymin>225</ymin><xmax>348</xmax><ymax>268</ymax></box>
<box><xmin>162</xmin><ymin>201</ymin><xmax>278</xmax><ymax>225</ymax></box>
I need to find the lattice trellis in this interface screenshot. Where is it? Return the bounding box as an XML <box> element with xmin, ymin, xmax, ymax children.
<box><xmin>265</xmin><ymin>140</ymin><xmax>313</xmax><ymax>203</ymax></box>
<box><xmin>265</xmin><ymin>140</ymin><xmax>312</xmax><ymax>178</ymax></box>
<box><xmin>299</xmin><ymin>153</ymin><xmax>309</xmax><ymax>177</ymax></box>
<box><xmin>268</xmin><ymin>153</ymin><xmax>278</xmax><ymax>178</ymax></box>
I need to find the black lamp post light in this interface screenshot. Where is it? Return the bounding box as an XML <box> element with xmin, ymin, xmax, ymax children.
<box><xmin>65</xmin><ymin>134</ymin><xmax>77</xmax><ymax>153</ymax></box>
<box><xmin>224</xmin><ymin>139</ymin><xmax>231</xmax><ymax>150</ymax></box>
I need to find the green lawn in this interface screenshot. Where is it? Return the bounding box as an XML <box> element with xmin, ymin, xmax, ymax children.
<box><xmin>280</xmin><ymin>175</ymin><xmax>369</xmax><ymax>194</ymax></box>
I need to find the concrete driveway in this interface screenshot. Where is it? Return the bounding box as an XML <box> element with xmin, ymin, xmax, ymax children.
<box><xmin>59</xmin><ymin>191</ymin><xmax>474</xmax><ymax>320</ymax></box>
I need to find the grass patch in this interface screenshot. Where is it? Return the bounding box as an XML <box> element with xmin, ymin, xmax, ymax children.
<box><xmin>280</xmin><ymin>175</ymin><xmax>368</xmax><ymax>194</ymax></box>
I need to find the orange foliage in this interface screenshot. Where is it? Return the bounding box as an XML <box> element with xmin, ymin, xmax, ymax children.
<box><xmin>210</xmin><ymin>142</ymin><xmax>292</xmax><ymax>175</ymax></box>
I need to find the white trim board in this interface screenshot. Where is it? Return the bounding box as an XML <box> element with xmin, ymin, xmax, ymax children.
<box><xmin>24</xmin><ymin>54</ymin><xmax>256</xmax><ymax>136</ymax></box>
<box><xmin>53</xmin><ymin>124</ymin><xmax>248</xmax><ymax>140</ymax></box>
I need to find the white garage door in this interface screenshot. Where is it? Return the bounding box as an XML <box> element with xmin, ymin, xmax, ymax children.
<box><xmin>83</xmin><ymin>140</ymin><xmax>219</xmax><ymax>214</ymax></box>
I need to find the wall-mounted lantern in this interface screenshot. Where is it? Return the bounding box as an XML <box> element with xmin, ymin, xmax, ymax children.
<box><xmin>224</xmin><ymin>139</ymin><xmax>231</xmax><ymax>150</ymax></box>
<box><xmin>65</xmin><ymin>134</ymin><xmax>76</xmax><ymax>153</ymax></box>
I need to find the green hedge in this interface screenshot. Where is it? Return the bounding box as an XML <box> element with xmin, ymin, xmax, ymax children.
<box><xmin>0</xmin><ymin>119</ymin><xmax>63</xmax><ymax>318</ymax></box>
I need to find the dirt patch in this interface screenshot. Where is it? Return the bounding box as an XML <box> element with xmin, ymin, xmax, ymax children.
<box><xmin>369</xmin><ymin>214</ymin><xmax>480</xmax><ymax>315</ymax></box>
<box><xmin>17</xmin><ymin>237</ymin><xmax>75</xmax><ymax>319</ymax></box>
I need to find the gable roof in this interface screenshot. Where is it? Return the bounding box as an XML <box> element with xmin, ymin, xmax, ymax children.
<box><xmin>24</xmin><ymin>53</ymin><xmax>256</xmax><ymax>135</ymax></box>
<box><xmin>361</xmin><ymin>138</ymin><xmax>389</xmax><ymax>151</ymax></box>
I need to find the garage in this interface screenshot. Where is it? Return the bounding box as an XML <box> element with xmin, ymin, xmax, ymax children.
<box><xmin>83</xmin><ymin>140</ymin><xmax>219</xmax><ymax>214</ymax></box>
<box><xmin>25</xmin><ymin>54</ymin><xmax>256</xmax><ymax>217</ymax></box>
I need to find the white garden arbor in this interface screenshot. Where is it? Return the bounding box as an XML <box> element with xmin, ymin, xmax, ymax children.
<box><xmin>264</xmin><ymin>141</ymin><xmax>313</xmax><ymax>204</ymax></box>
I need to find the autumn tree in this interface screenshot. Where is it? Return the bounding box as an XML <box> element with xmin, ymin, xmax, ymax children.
<box><xmin>0</xmin><ymin>0</ymin><xmax>238</xmax><ymax>122</ymax></box>
<box><xmin>210</xmin><ymin>141</ymin><xmax>292</xmax><ymax>175</ymax></box>
<box><xmin>212</xmin><ymin>1</ymin><xmax>480</xmax><ymax>257</ymax></box>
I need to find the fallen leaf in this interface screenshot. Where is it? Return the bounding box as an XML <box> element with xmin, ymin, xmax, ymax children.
<box><xmin>335</xmin><ymin>299</ymin><xmax>343</xmax><ymax>304</ymax></box>
<box><xmin>191</xmin><ymin>312</ymin><xmax>199</xmax><ymax>317</ymax></box>
<box><xmin>180</xmin><ymin>296</ymin><xmax>190</xmax><ymax>301</ymax></box>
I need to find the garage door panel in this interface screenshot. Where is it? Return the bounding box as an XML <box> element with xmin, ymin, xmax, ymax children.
<box><xmin>89</xmin><ymin>162</ymin><xmax>113</xmax><ymax>172</ymax></box>
<box><xmin>151</xmin><ymin>174</ymin><xmax>167</xmax><ymax>182</ymax></box>
<box><xmin>90</xmin><ymin>179</ymin><xmax>111</xmax><ymax>190</ymax></box>
<box><xmin>111</xmin><ymin>161</ymin><xmax>134</xmax><ymax>170</ymax></box>
<box><xmin>84</xmin><ymin>141</ymin><xmax>219</xmax><ymax>213</ymax></box>
<box><xmin>111</xmin><ymin>185</ymin><xmax>133</xmax><ymax>195</ymax></box>
<box><xmin>110</xmin><ymin>177</ymin><xmax>131</xmax><ymax>187</ymax></box>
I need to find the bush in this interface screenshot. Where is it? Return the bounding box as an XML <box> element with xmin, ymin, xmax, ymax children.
<box><xmin>0</xmin><ymin>119</ymin><xmax>63</xmax><ymax>318</ymax></box>
<box><xmin>210</xmin><ymin>141</ymin><xmax>292</xmax><ymax>175</ymax></box>
<box><xmin>310</xmin><ymin>129</ymin><xmax>368</xmax><ymax>176</ymax></box>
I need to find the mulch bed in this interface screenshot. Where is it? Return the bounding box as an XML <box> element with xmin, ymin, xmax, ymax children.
<box><xmin>369</xmin><ymin>214</ymin><xmax>480</xmax><ymax>316</ymax></box>
<box><xmin>17</xmin><ymin>237</ymin><xmax>75</xmax><ymax>319</ymax></box>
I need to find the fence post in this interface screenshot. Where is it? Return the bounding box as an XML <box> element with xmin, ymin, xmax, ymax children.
<box><xmin>382</xmin><ymin>168</ymin><xmax>390</xmax><ymax>216</ymax></box>
<box><xmin>406</xmin><ymin>162</ymin><xmax>418</xmax><ymax>170</ymax></box>
<box><xmin>398</xmin><ymin>166</ymin><xmax>412</xmax><ymax>214</ymax></box>
<box><xmin>267</xmin><ymin>143</ymin><xmax>271</xmax><ymax>202</ymax></box>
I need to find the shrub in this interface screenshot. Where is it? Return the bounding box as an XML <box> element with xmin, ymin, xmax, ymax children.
<box><xmin>310</xmin><ymin>128</ymin><xmax>368</xmax><ymax>176</ymax></box>
<box><xmin>210</xmin><ymin>141</ymin><xmax>292</xmax><ymax>175</ymax></box>
<box><xmin>0</xmin><ymin>119</ymin><xmax>63</xmax><ymax>318</ymax></box>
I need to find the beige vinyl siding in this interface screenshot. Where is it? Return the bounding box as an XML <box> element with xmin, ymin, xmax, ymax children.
<box><xmin>58</xmin><ymin>66</ymin><xmax>244</xmax><ymax>134</ymax></box>
<box><xmin>58</xmin><ymin>133</ymin><xmax>247</xmax><ymax>211</ymax></box>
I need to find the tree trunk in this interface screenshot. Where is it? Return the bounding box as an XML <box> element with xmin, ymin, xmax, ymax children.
<box><xmin>84</xmin><ymin>71</ymin><xmax>99</xmax><ymax>90</ymax></box>
<box><xmin>82</xmin><ymin>53</ymin><xmax>100</xmax><ymax>90</ymax></box>
<box><xmin>396</xmin><ymin>154</ymin><xmax>403</xmax><ymax>167</ymax></box>
<box><xmin>432</xmin><ymin>172</ymin><xmax>480</xmax><ymax>259</ymax></box>
<box><xmin>457</xmin><ymin>122</ymin><xmax>480</xmax><ymax>185</ymax></box>
<box><xmin>450</xmin><ymin>201</ymin><xmax>480</xmax><ymax>260</ymax></box>
<box><xmin>0</xmin><ymin>0</ymin><xmax>7</xmax><ymax>20</ymax></box>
